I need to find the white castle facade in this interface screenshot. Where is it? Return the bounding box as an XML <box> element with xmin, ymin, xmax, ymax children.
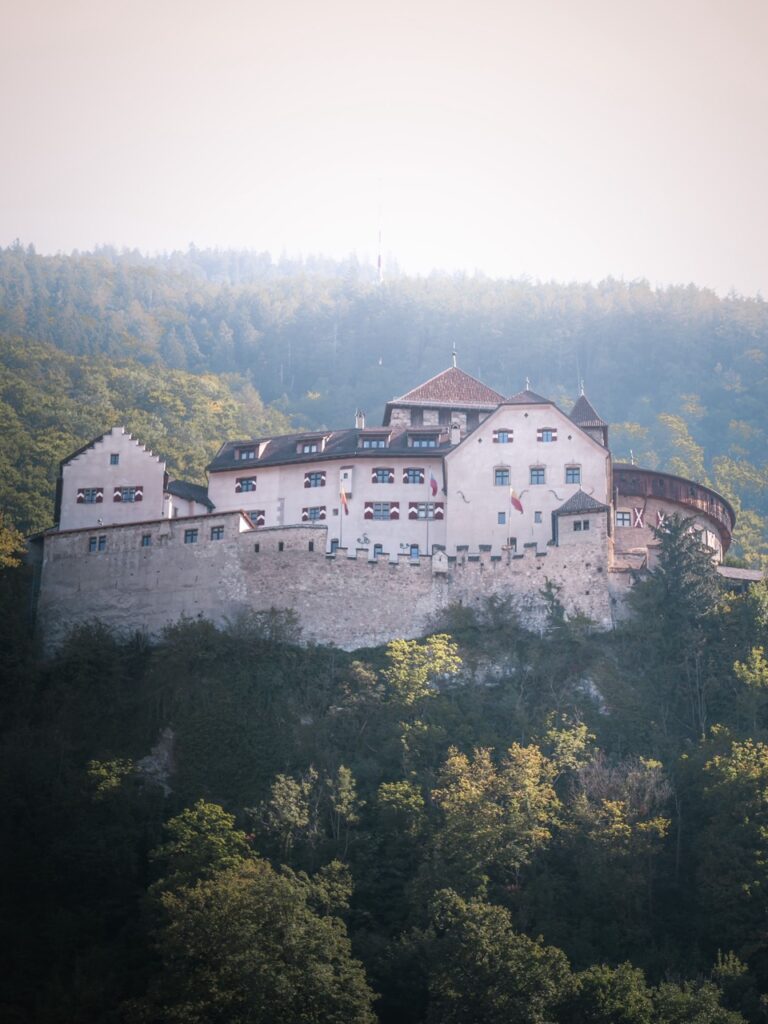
<box><xmin>32</xmin><ymin>365</ymin><xmax>742</xmax><ymax>649</ymax></box>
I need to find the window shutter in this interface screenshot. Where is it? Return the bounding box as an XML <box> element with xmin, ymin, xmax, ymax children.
<box><xmin>419</xmin><ymin>469</ymin><xmax>425</xmax><ymax>484</ymax></box>
<box><xmin>301</xmin><ymin>507</ymin><xmax>309</xmax><ymax>521</ymax></box>
<box><xmin>656</xmin><ymin>511</ymin><xmax>666</xmax><ymax>527</ymax></box>
<box><xmin>95</xmin><ymin>489</ymin><xmax>103</xmax><ymax>503</ymax></box>
<box><xmin>364</xmin><ymin>503</ymin><xmax>374</xmax><ymax>520</ymax></box>
<box><xmin>371</xmin><ymin>468</ymin><xmax>377</xmax><ymax>483</ymax></box>
<box><xmin>632</xmin><ymin>508</ymin><xmax>645</xmax><ymax>528</ymax></box>
<box><xmin>304</xmin><ymin>474</ymin><xmax>311</xmax><ymax>488</ymax></box>
<box><xmin>320</xmin><ymin>472</ymin><xmax>326</xmax><ymax>486</ymax></box>
<box><xmin>390</xmin><ymin>502</ymin><xmax>400</xmax><ymax>520</ymax></box>
<box><xmin>235</xmin><ymin>479</ymin><xmax>242</xmax><ymax>493</ymax></box>
<box><xmin>434</xmin><ymin>502</ymin><xmax>445</xmax><ymax>519</ymax></box>
<box><xmin>76</xmin><ymin>489</ymin><xmax>85</xmax><ymax>503</ymax></box>
<box><xmin>319</xmin><ymin>506</ymin><xmax>327</xmax><ymax>520</ymax></box>
<box><xmin>408</xmin><ymin>502</ymin><xmax>418</xmax><ymax>519</ymax></box>
<box><xmin>388</xmin><ymin>469</ymin><xmax>395</xmax><ymax>483</ymax></box>
<box><xmin>113</xmin><ymin>487</ymin><xmax>122</xmax><ymax>502</ymax></box>
<box><xmin>135</xmin><ymin>485</ymin><xmax>143</xmax><ymax>502</ymax></box>
<box><xmin>255</xmin><ymin>510</ymin><xmax>265</xmax><ymax>527</ymax></box>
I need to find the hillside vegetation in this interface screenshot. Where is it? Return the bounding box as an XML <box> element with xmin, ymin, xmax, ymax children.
<box><xmin>0</xmin><ymin>243</ymin><xmax>766</xmax><ymax>563</ymax></box>
<box><xmin>2</xmin><ymin>524</ymin><xmax>768</xmax><ymax>1021</ymax></box>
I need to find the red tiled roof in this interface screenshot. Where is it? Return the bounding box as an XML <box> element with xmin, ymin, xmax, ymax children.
<box><xmin>392</xmin><ymin>367</ymin><xmax>505</xmax><ymax>407</ymax></box>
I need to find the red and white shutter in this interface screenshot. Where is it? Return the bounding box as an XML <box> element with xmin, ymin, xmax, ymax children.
<box><xmin>95</xmin><ymin>488</ymin><xmax>103</xmax><ymax>503</ymax></box>
<box><xmin>364</xmin><ymin>503</ymin><xmax>374</xmax><ymax>520</ymax></box>
<box><xmin>388</xmin><ymin>469</ymin><xmax>395</xmax><ymax>483</ymax></box>
<box><xmin>135</xmin><ymin>485</ymin><xmax>143</xmax><ymax>502</ymax></box>
<box><xmin>434</xmin><ymin>502</ymin><xmax>445</xmax><ymax>519</ymax></box>
<box><xmin>304</xmin><ymin>473</ymin><xmax>311</xmax><ymax>488</ymax></box>
<box><xmin>255</xmin><ymin>510</ymin><xmax>265</xmax><ymax>527</ymax></box>
<box><xmin>113</xmin><ymin>487</ymin><xmax>123</xmax><ymax>502</ymax></box>
<box><xmin>76</xmin><ymin>489</ymin><xmax>85</xmax><ymax>503</ymax></box>
<box><xmin>656</xmin><ymin>511</ymin><xmax>666</xmax><ymax>527</ymax></box>
<box><xmin>235</xmin><ymin>478</ymin><xmax>243</xmax><ymax>493</ymax></box>
<box><xmin>319</xmin><ymin>506</ymin><xmax>327</xmax><ymax>520</ymax></box>
<box><xmin>632</xmin><ymin>508</ymin><xmax>645</xmax><ymax>528</ymax></box>
<box><xmin>301</xmin><ymin>507</ymin><xmax>309</xmax><ymax>522</ymax></box>
<box><xmin>408</xmin><ymin>502</ymin><xmax>419</xmax><ymax>520</ymax></box>
<box><xmin>390</xmin><ymin>502</ymin><xmax>400</xmax><ymax>520</ymax></box>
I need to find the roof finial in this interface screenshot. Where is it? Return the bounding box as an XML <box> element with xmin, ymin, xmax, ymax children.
<box><xmin>580</xmin><ymin>379</ymin><xmax>585</xmax><ymax>396</ymax></box>
<box><xmin>630</xmin><ymin>448</ymin><xmax>635</xmax><ymax>466</ymax></box>
<box><xmin>525</xmin><ymin>376</ymin><xmax>530</xmax><ymax>391</ymax></box>
<box><xmin>451</xmin><ymin>342</ymin><xmax>457</xmax><ymax>369</ymax></box>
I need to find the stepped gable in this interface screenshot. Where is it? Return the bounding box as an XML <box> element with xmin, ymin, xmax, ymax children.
<box><xmin>570</xmin><ymin>394</ymin><xmax>608</xmax><ymax>428</ymax></box>
<box><xmin>553</xmin><ymin>490</ymin><xmax>610</xmax><ymax>516</ymax></box>
<box><xmin>505</xmin><ymin>388</ymin><xmax>552</xmax><ymax>405</ymax></box>
<box><xmin>166</xmin><ymin>479</ymin><xmax>214</xmax><ymax>509</ymax></box>
<box><xmin>391</xmin><ymin>366</ymin><xmax>505</xmax><ymax>408</ymax></box>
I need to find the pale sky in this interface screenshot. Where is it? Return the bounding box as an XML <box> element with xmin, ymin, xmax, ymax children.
<box><xmin>2</xmin><ymin>0</ymin><xmax>767</xmax><ymax>294</ymax></box>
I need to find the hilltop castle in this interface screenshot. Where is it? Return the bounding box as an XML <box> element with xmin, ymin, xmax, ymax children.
<box><xmin>31</xmin><ymin>364</ymin><xmax>745</xmax><ymax>649</ymax></box>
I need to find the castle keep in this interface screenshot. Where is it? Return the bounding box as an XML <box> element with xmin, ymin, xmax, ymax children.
<box><xmin>32</xmin><ymin>365</ymin><xmax>739</xmax><ymax>649</ymax></box>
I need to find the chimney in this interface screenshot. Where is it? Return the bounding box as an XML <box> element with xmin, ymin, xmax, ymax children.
<box><xmin>450</xmin><ymin>422</ymin><xmax>461</xmax><ymax>445</ymax></box>
<box><xmin>355</xmin><ymin>409</ymin><xmax>365</xmax><ymax>429</ymax></box>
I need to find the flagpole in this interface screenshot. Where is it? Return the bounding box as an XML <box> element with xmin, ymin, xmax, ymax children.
<box><xmin>426</xmin><ymin>465</ymin><xmax>431</xmax><ymax>557</ymax></box>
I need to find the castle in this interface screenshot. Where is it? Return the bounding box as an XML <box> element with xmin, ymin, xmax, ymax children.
<box><xmin>30</xmin><ymin>364</ymin><xmax>747</xmax><ymax>650</ymax></box>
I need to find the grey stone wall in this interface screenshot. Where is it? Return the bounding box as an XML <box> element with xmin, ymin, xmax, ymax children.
<box><xmin>37</xmin><ymin>511</ymin><xmax>618</xmax><ymax>651</ymax></box>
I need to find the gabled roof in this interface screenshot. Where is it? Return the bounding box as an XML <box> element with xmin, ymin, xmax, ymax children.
<box><xmin>391</xmin><ymin>366</ymin><xmax>505</xmax><ymax>408</ymax></box>
<box><xmin>166</xmin><ymin>479</ymin><xmax>215</xmax><ymax>510</ymax></box>
<box><xmin>504</xmin><ymin>388</ymin><xmax>552</xmax><ymax>405</ymax></box>
<box><xmin>570</xmin><ymin>394</ymin><xmax>608</xmax><ymax>428</ymax></box>
<box><xmin>59</xmin><ymin>426</ymin><xmax>163</xmax><ymax>468</ymax></box>
<box><xmin>554</xmin><ymin>490</ymin><xmax>610</xmax><ymax>516</ymax></box>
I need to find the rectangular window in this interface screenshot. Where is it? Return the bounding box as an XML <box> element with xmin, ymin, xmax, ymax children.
<box><xmin>373</xmin><ymin>543</ymin><xmax>384</xmax><ymax>558</ymax></box>
<box><xmin>410</xmin><ymin>544</ymin><xmax>420</xmax><ymax>559</ymax></box>
<box><xmin>411</xmin><ymin>502</ymin><xmax>437</xmax><ymax>520</ymax></box>
<box><xmin>404</xmin><ymin>467</ymin><xmax>424</xmax><ymax>484</ymax></box>
<box><xmin>305</xmin><ymin>472</ymin><xmax>325</xmax><ymax>488</ymax></box>
<box><xmin>537</xmin><ymin>428</ymin><xmax>557</xmax><ymax>443</ymax></box>
<box><xmin>141</xmin><ymin>534</ymin><xmax>152</xmax><ymax>547</ymax></box>
<box><xmin>184</xmin><ymin>529</ymin><xmax>198</xmax><ymax>544</ymax></box>
<box><xmin>97</xmin><ymin>535</ymin><xmax>106</xmax><ymax>551</ymax></box>
<box><xmin>308</xmin><ymin>541</ymin><xmax>314</xmax><ymax>552</ymax></box>
<box><xmin>616</xmin><ymin>511</ymin><xmax>632</xmax><ymax>527</ymax></box>
<box><xmin>493</xmin><ymin>429</ymin><xmax>513</xmax><ymax>443</ymax></box>
<box><xmin>494</xmin><ymin>468</ymin><xmax>510</xmax><ymax>486</ymax></box>
<box><xmin>237</xmin><ymin>447</ymin><xmax>256</xmax><ymax>460</ymax></box>
<box><xmin>572</xmin><ymin>519</ymin><xmax>591</xmax><ymax>532</ymax></box>
<box><xmin>236</xmin><ymin>477</ymin><xmax>256</xmax><ymax>492</ymax></box>
<box><xmin>583</xmin><ymin>519</ymin><xmax>590</xmax><ymax>530</ymax></box>
<box><xmin>301</xmin><ymin>442</ymin><xmax>318</xmax><ymax>454</ymax></box>
<box><xmin>120</xmin><ymin>487</ymin><xmax>138</xmax><ymax>502</ymax></box>
<box><xmin>210</xmin><ymin>526</ymin><xmax>224</xmax><ymax>541</ymax></box>
<box><xmin>411</xmin><ymin>436</ymin><xmax>438</xmax><ymax>448</ymax></box>
<box><xmin>498</xmin><ymin>512</ymin><xmax>506</xmax><ymax>524</ymax></box>
<box><xmin>534</xmin><ymin>511</ymin><xmax>542</xmax><ymax>523</ymax></box>
<box><xmin>565</xmin><ymin>467</ymin><xmax>581</xmax><ymax>484</ymax></box>
<box><xmin>82</xmin><ymin>487</ymin><xmax>101</xmax><ymax>503</ymax></box>
<box><xmin>361</xmin><ymin>437</ymin><xmax>388</xmax><ymax>449</ymax></box>
<box><xmin>372</xmin><ymin>467</ymin><xmax>393</xmax><ymax>484</ymax></box>
<box><xmin>88</xmin><ymin>536</ymin><xmax>97</xmax><ymax>552</ymax></box>
<box><xmin>306</xmin><ymin>506</ymin><xmax>324</xmax><ymax>522</ymax></box>
<box><xmin>530</xmin><ymin>467</ymin><xmax>545</xmax><ymax>485</ymax></box>
<box><xmin>254</xmin><ymin>542</ymin><xmax>260</xmax><ymax>553</ymax></box>
<box><xmin>110</xmin><ymin>453</ymin><xmax>119</xmax><ymax>465</ymax></box>
<box><xmin>278</xmin><ymin>541</ymin><xmax>285</xmax><ymax>551</ymax></box>
<box><xmin>330</xmin><ymin>538</ymin><xmax>339</xmax><ymax>553</ymax></box>
<box><xmin>372</xmin><ymin>502</ymin><xmax>391</xmax><ymax>520</ymax></box>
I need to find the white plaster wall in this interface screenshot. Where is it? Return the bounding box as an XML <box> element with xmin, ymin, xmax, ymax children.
<box><xmin>613</xmin><ymin>495</ymin><xmax>724</xmax><ymax>562</ymax></box>
<box><xmin>444</xmin><ymin>404</ymin><xmax>610</xmax><ymax>555</ymax></box>
<box><xmin>207</xmin><ymin>457</ymin><xmax>447</xmax><ymax>557</ymax></box>
<box><xmin>59</xmin><ymin>428</ymin><xmax>166</xmax><ymax>530</ymax></box>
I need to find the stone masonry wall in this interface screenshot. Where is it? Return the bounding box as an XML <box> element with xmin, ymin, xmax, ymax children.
<box><xmin>36</xmin><ymin>511</ymin><xmax>616</xmax><ymax>651</ymax></box>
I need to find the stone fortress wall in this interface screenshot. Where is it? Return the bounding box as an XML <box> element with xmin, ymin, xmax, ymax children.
<box><xmin>35</xmin><ymin>510</ymin><xmax>616</xmax><ymax>651</ymax></box>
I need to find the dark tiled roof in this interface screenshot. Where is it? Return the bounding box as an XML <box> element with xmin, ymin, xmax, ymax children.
<box><xmin>504</xmin><ymin>388</ymin><xmax>552</xmax><ymax>405</ymax></box>
<box><xmin>167</xmin><ymin>479</ymin><xmax>215</xmax><ymax>509</ymax></box>
<box><xmin>554</xmin><ymin>490</ymin><xmax>610</xmax><ymax>516</ymax></box>
<box><xmin>570</xmin><ymin>394</ymin><xmax>608</xmax><ymax>428</ymax></box>
<box><xmin>392</xmin><ymin>367</ymin><xmax>505</xmax><ymax>408</ymax></box>
<box><xmin>717</xmin><ymin>566</ymin><xmax>764</xmax><ymax>582</ymax></box>
<box><xmin>207</xmin><ymin>428</ymin><xmax>453</xmax><ymax>473</ymax></box>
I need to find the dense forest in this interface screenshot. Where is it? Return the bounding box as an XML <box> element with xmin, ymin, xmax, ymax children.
<box><xmin>2</xmin><ymin>520</ymin><xmax>768</xmax><ymax>1021</ymax></box>
<box><xmin>0</xmin><ymin>242</ymin><xmax>766</xmax><ymax>564</ymax></box>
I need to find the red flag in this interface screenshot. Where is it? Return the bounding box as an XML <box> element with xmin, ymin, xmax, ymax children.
<box><xmin>340</xmin><ymin>489</ymin><xmax>349</xmax><ymax>516</ymax></box>
<box><xmin>510</xmin><ymin>488</ymin><xmax>524</xmax><ymax>514</ymax></box>
<box><xmin>429</xmin><ymin>470</ymin><xmax>438</xmax><ymax>496</ymax></box>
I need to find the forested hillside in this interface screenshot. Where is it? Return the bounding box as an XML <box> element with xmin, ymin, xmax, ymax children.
<box><xmin>2</xmin><ymin>524</ymin><xmax>768</xmax><ymax>1022</ymax></box>
<box><xmin>1</xmin><ymin>242</ymin><xmax>766</xmax><ymax>562</ymax></box>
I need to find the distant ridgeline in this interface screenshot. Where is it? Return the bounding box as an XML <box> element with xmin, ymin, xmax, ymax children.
<box><xmin>29</xmin><ymin>364</ymin><xmax>759</xmax><ymax>650</ymax></box>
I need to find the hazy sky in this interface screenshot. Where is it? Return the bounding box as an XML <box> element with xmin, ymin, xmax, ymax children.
<box><xmin>2</xmin><ymin>0</ymin><xmax>766</xmax><ymax>294</ymax></box>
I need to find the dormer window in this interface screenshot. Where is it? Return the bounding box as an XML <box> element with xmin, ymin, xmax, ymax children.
<box><xmin>298</xmin><ymin>434</ymin><xmax>328</xmax><ymax>454</ymax></box>
<box><xmin>302</xmin><ymin>442</ymin><xmax>318</xmax><ymax>453</ymax></box>
<box><xmin>237</xmin><ymin>446</ymin><xmax>257</xmax><ymax>460</ymax></box>
<box><xmin>409</xmin><ymin>433</ymin><xmax>438</xmax><ymax>448</ymax></box>
<box><xmin>359</xmin><ymin>433</ymin><xmax>389</xmax><ymax>449</ymax></box>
